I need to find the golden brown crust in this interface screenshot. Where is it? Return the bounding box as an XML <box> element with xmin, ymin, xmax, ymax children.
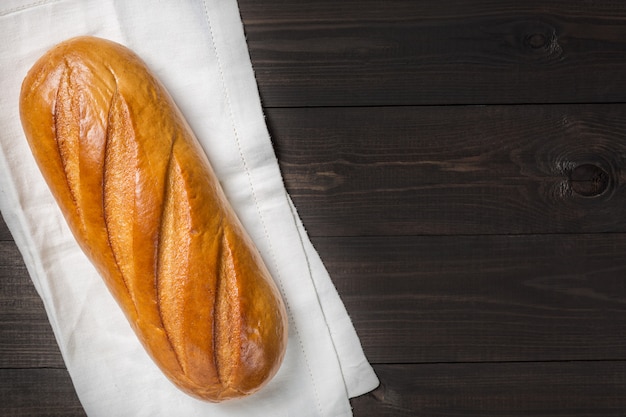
<box><xmin>19</xmin><ymin>36</ymin><xmax>288</xmax><ymax>402</ymax></box>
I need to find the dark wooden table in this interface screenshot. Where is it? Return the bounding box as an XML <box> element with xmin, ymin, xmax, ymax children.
<box><xmin>3</xmin><ymin>1</ymin><xmax>626</xmax><ymax>415</ymax></box>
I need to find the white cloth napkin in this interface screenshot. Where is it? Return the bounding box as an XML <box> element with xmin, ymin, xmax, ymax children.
<box><xmin>0</xmin><ymin>1</ymin><xmax>379</xmax><ymax>416</ymax></box>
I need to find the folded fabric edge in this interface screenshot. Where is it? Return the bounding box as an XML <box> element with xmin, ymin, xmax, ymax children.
<box><xmin>287</xmin><ymin>195</ymin><xmax>380</xmax><ymax>398</ymax></box>
<box><xmin>207</xmin><ymin>0</ymin><xmax>380</xmax><ymax>400</ymax></box>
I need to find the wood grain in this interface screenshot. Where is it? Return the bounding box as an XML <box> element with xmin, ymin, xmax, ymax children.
<box><xmin>268</xmin><ymin>104</ymin><xmax>626</xmax><ymax>237</ymax></box>
<box><xmin>5</xmin><ymin>221</ymin><xmax>626</xmax><ymax>369</ymax></box>
<box><xmin>0</xmin><ymin>215</ymin><xmax>12</xmax><ymax>241</ymax></box>
<box><xmin>0</xmin><ymin>369</ymin><xmax>86</xmax><ymax>417</ymax></box>
<box><xmin>2</xmin><ymin>362</ymin><xmax>625</xmax><ymax>417</ymax></box>
<box><xmin>353</xmin><ymin>362</ymin><xmax>626</xmax><ymax>417</ymax></box>
<box><xmin>0</xmin><ymin>240</ymin><xmax>64</xmax><ymax>368</ymax></box>
<box><xmin>314</xmin><ymin>234</ymin><xmax>626</xmax><ymax>364</ymax></box>
<box><xmin>240</xmin><ymin>0</ymin><xmax>626</xmax><ymax>107</ymax></box>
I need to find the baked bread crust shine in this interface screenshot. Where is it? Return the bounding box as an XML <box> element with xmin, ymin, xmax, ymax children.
<box><xmin>19</xmin><ymin>36</ymin><xmax>288</xmax><ymax>402</ymax></box>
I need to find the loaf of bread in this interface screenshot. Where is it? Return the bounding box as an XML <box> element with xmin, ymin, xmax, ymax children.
<box><xmin>19</xmin><ymin>36</ymin><xmax>288</xmax><ymax>402</ymax></box>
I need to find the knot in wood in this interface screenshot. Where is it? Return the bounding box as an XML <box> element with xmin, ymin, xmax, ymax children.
<box><xmin>568</xmin><ymin>163</ymin><xmax>609</xmax><ymax>197</ymax></box>
<box><xmin>520</xmin><ymin>20</ymin><xmax>562</xmax><ymax>58</ymax></box>
<box><xmin>525</xmin><ymin>33</ymin><xmax>548</xmax><ymax>49</ymax></box>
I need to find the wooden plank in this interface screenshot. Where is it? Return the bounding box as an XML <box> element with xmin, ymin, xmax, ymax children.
<box><xmin>2</xmin><ymin>361</ymin><xmax>624</xmax><ymax>417</ymax></box>
<box><xmin>240</xmin><ymin>0</ymin><xmax>626</xmax><ymax>107</ymax></box>
<box><xmin>0</xmin><ymin>242</ymin><xmax>65</xmax><ymax>368</ymax></box>
<box><xmin>313</xmin><ymin>233</ymin><xmax>626</xmax><ymax>364</ymax></box>
<box><xmin>352</xmin><ymin>362</ymin><xmax>626</xmax><ymax>417</ymax></box>
<box><xmin>0</xmin><ymin>368</ymin><xmax>86</xmax><ymax>417</ymax></box>
<box><xmin>5</xmin><ymin>226</ymin><xmax>626</xmax><ymax>367</ymax></box>
<box><xmin>0</xmin><ymin>215</ymin><xmax>12</xmax><ymax>241</ymax></box>
<box><xmin>269</xmin><ymin>104</ymin><xmax>626</xmax><ymax>237</ymax></box>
